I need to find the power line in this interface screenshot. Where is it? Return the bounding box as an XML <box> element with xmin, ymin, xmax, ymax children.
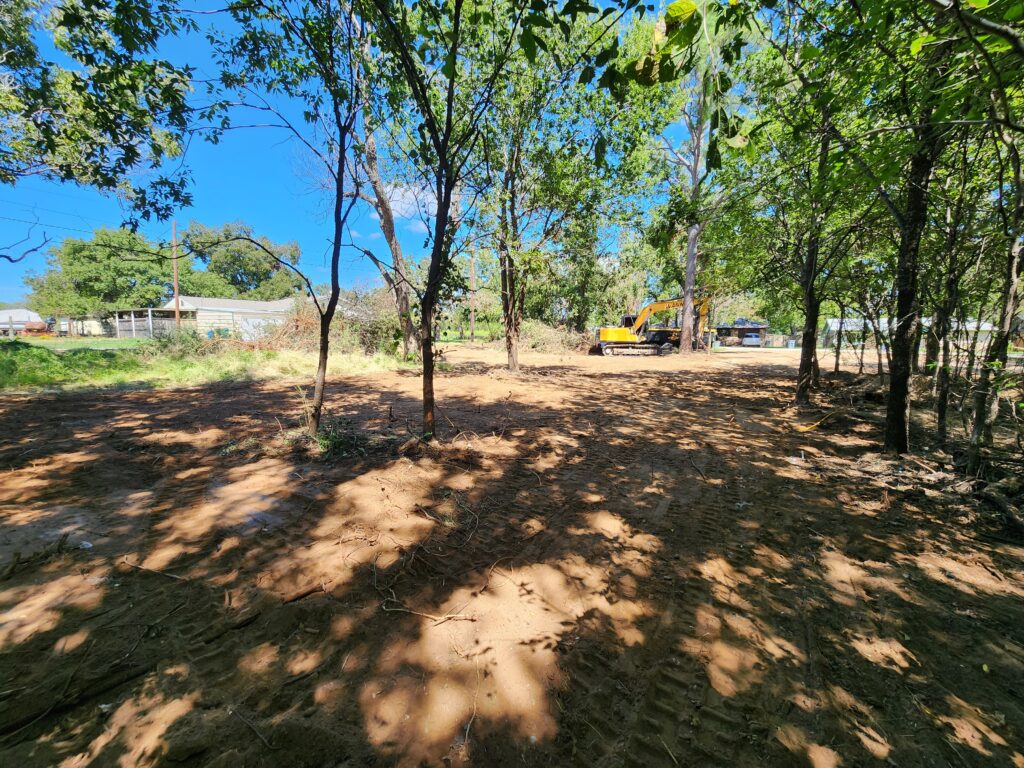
<box><xmin>0</xmin><ymin>214</ymin><xmax>94</xmax><ymax>234</ymax></box>
<box><xmin>0</xmin><ymin>198</ymin><xmax>110</xmax><ymax>229</ymax></box>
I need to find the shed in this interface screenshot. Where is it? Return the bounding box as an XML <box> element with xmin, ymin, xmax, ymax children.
<box><xmin>1</xmin><ymin>308</ymin><xmax>43</xmax><ymax>337</ymax></box>
<box><xmin>161</xmin><ymin>295</ymin><xmax>298</xmax><ymax>340</ymax></box>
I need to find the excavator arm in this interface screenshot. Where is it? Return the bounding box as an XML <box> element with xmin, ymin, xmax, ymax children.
<box><xmin>630</xmin><ymin>297</ymin><xmax>708</xmax><ymax>335</ymax></box>
<box><xmin>630</xmin><ymin>297</ymin><xmax>685</xmax><ymax>334</ymax></box>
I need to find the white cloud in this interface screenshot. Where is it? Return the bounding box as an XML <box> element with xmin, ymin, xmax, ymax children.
<box><xmin>385</xmin><ymin>183</ymin><xmax>436</xmax><ymax>220</ymax></box>
<box><xmin>406</xmin><ymin>219</ymin><xmax>429</xmax><ymax>234</ymax></box>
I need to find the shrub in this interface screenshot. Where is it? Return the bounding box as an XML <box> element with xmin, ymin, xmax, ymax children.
<box><xmin>519</xmin><ymin>320</ymin><xmax>590</xmax><ymax>353</ymax></box>
<box><xmin>139</xmin><ymin>329</ymin><xmax>212</xmax><ymax>358</ymax></box>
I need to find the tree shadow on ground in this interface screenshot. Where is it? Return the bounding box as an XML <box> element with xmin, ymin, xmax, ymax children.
<box><xmin>0</xmin><ymin>357</ymin><xmax>1022</xmax><ymax>767</ymax></box>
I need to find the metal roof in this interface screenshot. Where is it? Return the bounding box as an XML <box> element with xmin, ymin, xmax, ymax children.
<box><xmin>162</xmin><ymin>296</ymin><xmax>298</xmax><ymax>314</ymax></box>
<box><xmin>0</xmin><ymin>308</ymin><xmax>42</xmax><ymax>325</ymax></box>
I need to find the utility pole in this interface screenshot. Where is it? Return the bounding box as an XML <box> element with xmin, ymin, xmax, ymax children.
<box><xmin>469</xmin><ymin>250</ymin><xmax>477</xmax><ymax>341</ymax></box>
<box><xmin>171</xmin><ymin>219</ymin><xmax>181</xmax><ymax>330</ymax></box>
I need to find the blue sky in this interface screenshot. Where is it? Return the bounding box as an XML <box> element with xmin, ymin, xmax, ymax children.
<box><xmin>0</xmin><ymin>15</ymin><xmax>433</xmax><ymax>304</ymax></box>
<box><xmin>0</xmin><ymin>128</ymin><xmax>431</xmax><ymax>302</ymax></box>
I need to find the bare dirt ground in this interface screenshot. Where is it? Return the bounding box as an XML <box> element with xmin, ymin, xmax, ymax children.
<box><xmin>1</xmin><ymin>347</ymin><xmax>1022</xmax><ymax>767</ymax></box>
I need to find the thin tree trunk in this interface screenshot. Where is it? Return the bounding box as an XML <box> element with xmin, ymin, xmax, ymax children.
<box><xmin>967</xmin><ymin>236</ymin><xmax>1023</xmax><ymax>472</ymax></box>
<box><xmin>857</xmin><ymin>325</ymin><xmax>866</xmax><ymax>375</ymax></box>
<box><xmin>308</xmin><ymin>146</ymin><xmax>349</xmax><ymax>437</ymax></box>
<box><xmin>911</xmin><ymin>314</ymin><xmax>924</xmax><ymax>374</ymax></box>
<box><xmin>936</xmin><ymin>315</ymin><xmax>953</xmax><ymax>445</ymax></box>
<box><xmin>924</xmin><ymin>314</ymin><xmax>941</xmax><ymax>382</ymax></box>
<box><xmin>868</xmin><ymin>315</ymin><xmax>885</xmax><ymax>378</ymax></box>
<box><xmin>833</xmin><ymin>303</ymin><xmax>845</xmax><ymax>374</ymax></box>
<box><xmin>469</xmin><ymin>250</ymin><xmax>476</xmax><ymax>341</ymax></box>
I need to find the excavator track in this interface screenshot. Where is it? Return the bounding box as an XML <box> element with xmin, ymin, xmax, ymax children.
<box><xmin>600</xmin><ymin>343</ymin><xmax>673</xmax><ymax>356</ymax></box>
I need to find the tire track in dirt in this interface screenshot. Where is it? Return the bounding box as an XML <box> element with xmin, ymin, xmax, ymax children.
<box><xmin>598</xmin><ymin>426</ymin><xmax>782</xmax><ymax>768</ymax></box>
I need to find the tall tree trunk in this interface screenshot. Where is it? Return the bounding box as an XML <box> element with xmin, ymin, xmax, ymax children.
<box><xmin>498</xmin><ymin>151</ymin><xmax>524</xmax><ymax>373</ymax></box>
<box><xmin>499</xmin><ymin>237</ymin><xmax>522</xmax><ymax>373</ymax></box>
<box><xmin>678</xmin><ymin>223</ymin><xmax>700</xmax><ymax>354</ymax></box>
<box><xmin>796</xmin><ymin>292</ymin><xmax>821</xmax><ymax>403</ymax></box>
<box><xmin>419</xmin><ymin>178</ymin><xmax>456</xmax><ymax>439</ymax></box>
<box><xmin>354</xmin><ymin>35</ymin><xmax>417</xmax><ymax>360</ymax></box>
<box><xmin>360</xmin><ymin>116</ymin><xmax>417</xmax><ymax>359</ymax></box>
<box><xmin>884</xmin><ymin>139</ymin><xmax>939</xmax><ymax>453</ymax></box>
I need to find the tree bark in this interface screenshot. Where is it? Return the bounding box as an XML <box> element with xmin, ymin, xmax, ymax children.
<box><xmin>796</xmin><ymin>293</ymin><xmax>821</xmax><ymax>403</ymax></box>
<box><xmin>967</xmin><ymin>237</ymin><xmax>1022</xmax><ymax>471</ymax></box>
<box><xmin>884</xmin><ymin>138</ymin><xmax>940</xmax><ymax>453</ymax></box>
<box><xmin>308</xmin><ymin>142</ymin><xmax>349</xmax><ymax>437</ymax></box>
<box><xmin>678</xmin><ymin>223</ymin><xmax>700</xmax><ymax>354</ymax></box>
<box><xmin>468</xmin><ymin>250</ymin><xmax>476</xmax><ymax>341</ymax></box>
<box><xmin>833</xmin><ymin>302</ymin><xmax>845</xmax><ymax>374</ymax></box>
<box><xmin>924</xmin><ymin>314</ymin><xmax>941</xmax><ymax>381</ymax></box>
<box><xmin>359</xmin><ymin>105</ymin><xmax>417</xmax><ymax>359</ymax></box>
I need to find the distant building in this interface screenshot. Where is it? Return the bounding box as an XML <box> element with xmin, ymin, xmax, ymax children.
<box><xmin>160</xmin><ymin>295</ymin><xmax>298</xmax><ymax>339</ymax></box>
<box><xmin>715</xmin><ymin>318</ymin><xmax>769</xmax><ymax>345</ymax></box>
<box><xmin>0</xmin><ymin>308</ymin><xmax>43</xmax><ymax>337</ymax></box>
<box><xmin>822</xmin><ymin>316</ymin><xmax>995</xmax><ymax>348</ymax></box>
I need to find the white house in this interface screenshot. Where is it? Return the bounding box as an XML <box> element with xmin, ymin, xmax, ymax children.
<box><xmin>161</xmin><ymin>295</ymin><xmax>298</xmax><ymax>339</ymax></box>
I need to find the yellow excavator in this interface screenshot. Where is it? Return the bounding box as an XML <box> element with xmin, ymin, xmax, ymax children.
<box><xmin>593</xmin><ymin>296</ymin><xmax>709</xmax><ymax>356</ymax></box>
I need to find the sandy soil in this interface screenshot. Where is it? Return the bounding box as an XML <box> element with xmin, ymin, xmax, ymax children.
<box><xmin>0</xmin><ymin>346</ymin><xmax>1022</xmax><ymax>767</ymax></box>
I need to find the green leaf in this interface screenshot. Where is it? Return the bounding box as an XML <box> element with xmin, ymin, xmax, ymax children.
<box><xmin>965</xmin><ymin>0</ymin><xmax>989</xmax><ymax>8</ymax></box>
<box><xmin>1005</xmin><ymin>1</ymin><xmax>1024</xmax><ymax>20</ymax></box>
<box><xmin>910</xmin><ymin>34</ymin><xmax>935</xmax><ymax>57</ymax></box>
<box><xmin>595</xmin><ymin>42</ymin><xmax>618</xmax><ymax>68</ymax></box>
<box><xmin>579</xmin><ymin>64</ymin><xmax>595</xmax><ymax>84</ymax></box>
<box><xmin>666</xmin><ymin>0</ymin><xmax>697</xmax><ymax>25</ymax></box>
<box><xmin>441</xmin><ymin>53</ymin><xmax>455</xmax><ymax>80</ymax></box>
<box><xmin>723</xmin><ymin>133</ymin><xmax>749</xmax><ymax>149</ymax></box>
<box><xmin>520</xmin><ymin>28</ymin><xmax>538</xmax><ymax>64</ymax></box>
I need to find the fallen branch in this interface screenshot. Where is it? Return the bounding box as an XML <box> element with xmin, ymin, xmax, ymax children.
<box><xmin>230</xmin><ymin>707</ymin><xmax>280</xmax><ymax>751</ymax></box>
<box><xmin>381</xmin><ymin>597</ymin><xmax>474</xmax><ymax>624</ymax></box>
<box><xmin>282</xmin><ymin>582</ymin><xmax>326</xmax><ymax>603</ymax></box>
<box><xmin>122</xmin><ymin>557</ymin><xmax>188</xmax><ymax>581</ymax></box>
<box><xmin>688</xmin><ymin>455</ymin><xmax>708</xmax><ymax>482</ymax></box>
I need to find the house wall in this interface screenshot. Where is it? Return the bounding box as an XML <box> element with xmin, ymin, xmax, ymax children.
<box><xmin>195</xmin><ymin>310</ymin><xmax>285</xmax><ymax>340</ymax></box>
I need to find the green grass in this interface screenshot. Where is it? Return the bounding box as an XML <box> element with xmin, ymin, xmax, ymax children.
<box><xmin>0</xmin><ymin>340</ymin><xmax>417</xmax><ymax>391</ymax></box>
<box><xmin>20</xmin><ymin>337</ymin><xmax>145</xmax><ymax>351</ymax></box>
